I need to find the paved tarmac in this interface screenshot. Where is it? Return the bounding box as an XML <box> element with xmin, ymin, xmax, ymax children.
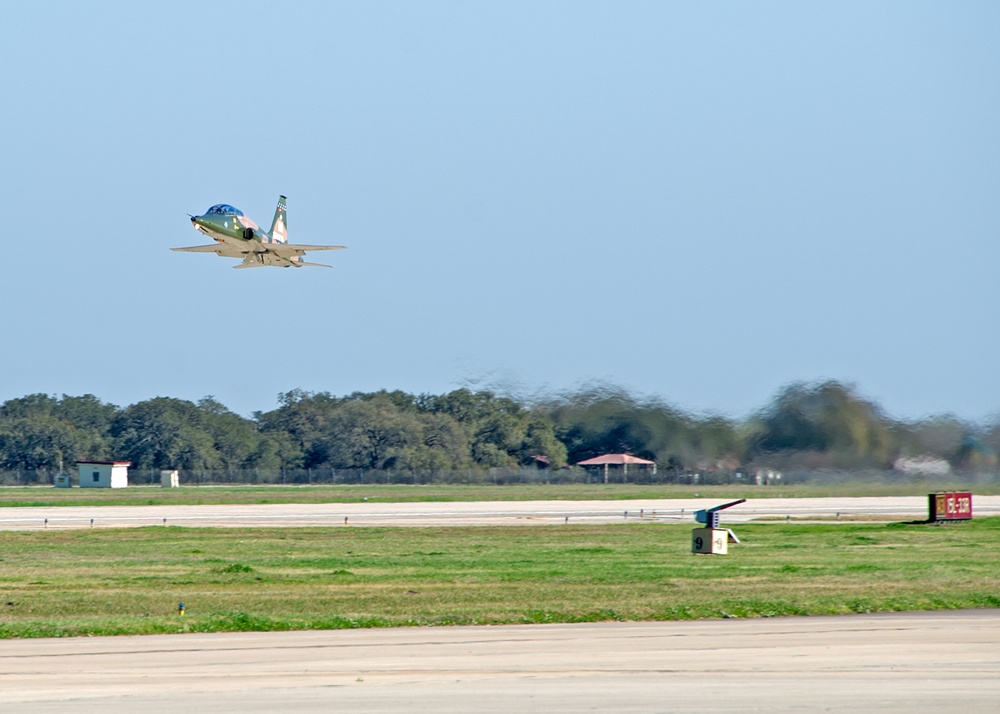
<box><xmin>3</xmin><ymin>498</ymin><xmax>998</xmax><ymax>711</ymax></box>
<box><xmin>2</xmin><ymin>610</ymin><xmax>998</xmax><ymax>713</ymax></box>
<box><xmin>2</xmin><ymin>495</ymin><xmax>999</xmax><ymax>529</ymax></box>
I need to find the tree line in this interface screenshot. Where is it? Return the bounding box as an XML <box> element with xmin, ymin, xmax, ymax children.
<box><xmin>0</xmin><ymin>381</ymin><xmax>997</xmax><ymax>479</ymax></box>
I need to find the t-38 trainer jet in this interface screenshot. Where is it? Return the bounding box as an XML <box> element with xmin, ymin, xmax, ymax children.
<box><xmin>174</xmin><ymin>195</ymin><xmax>346</xmax><ymax>268</ymax></box>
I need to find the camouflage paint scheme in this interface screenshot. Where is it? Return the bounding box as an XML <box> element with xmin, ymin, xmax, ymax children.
<box><xmin>174</xmin><ymin>196</ymin><xmax>346</xmax><ymax>269</ymax></box>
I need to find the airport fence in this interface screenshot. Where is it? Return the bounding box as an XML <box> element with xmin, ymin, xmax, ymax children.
<box><xmin>2</xmin><ymin>467</ymin><xmax>999</xmax><ymax>488</ymax></box>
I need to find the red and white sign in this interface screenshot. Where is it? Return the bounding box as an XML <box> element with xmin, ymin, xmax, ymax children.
<box><xmin>930</xmin><ymin>492</ymin><xmax>973</xmax><ymax>521</ymax></box>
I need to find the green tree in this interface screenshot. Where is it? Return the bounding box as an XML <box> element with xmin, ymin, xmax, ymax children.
<box><xmin>318</xmin><ymin>397</ymin><xmax>422</xmax><ymax>469</ymax></box>
<box><xmin>0</xmin><ymin>394</ymin><xmax>116</xmax><ymax>473</ymax></box>
<box><xmin>111</xmin><ymin>398</ymin><xmax>220</xmax><ymax>471</ymax></box>
<box><xmin>255</xmin><ymin>390</ymin><xmax>344</xmax><ymax>468</ymax></box>
<box><xmin>0</xmin><ymin>413</ymin><xmax>82</xmax><ymax>472</ymax></box>
<box><xmin>545</xmin><ymin>386</ymin><xmax>680</xmax><ymax>465</ymax></box>
<box><xmin>244</xmin><ymin>431</ymin><xmax>299</xmax><ymax>472</ymax></box>
<box><xmin>197</xmin><ymin>397</ymin><xmax>262</xmax><ymax>472</ymax></box>
<box><xmin>426</xmin><ymin>389</ymin><xmax>559</xmax><ymax>467</ymax></box>
<box><xmin>0</xmin><ymin>394</ymin><xmax>60</xmax><ymax>419</ymax></box>
<box><xmin>53</xmin><ymin>394</ymin><xmax>118</xmax><ymax>433</ymax></box>
<box><xmin>53</xmin><ymin>394</ymin><xmax>118</xmax><ymax>461</ymax></box>
<box><xmin>406</xmin><ymin>412</ymin><xmax>473</xmax><ymax>470</ymax></box>
<box><xmin>893</xmin><ymin>416</ymin><xmax>966</xmax><ymax>461</ymax></box>
<box><xmin>751</xmin><ymin>381</ymin><xmax>894</xmax><ymax>468</ymax></box>
<box><xmin>519</xmin><ymin>416</ymin><xmax>568</xmax><ymax>468</ymax></box>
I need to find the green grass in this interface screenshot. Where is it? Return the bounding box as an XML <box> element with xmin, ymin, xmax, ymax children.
<box><xmin>1</xmin><ymin>481</ymin><xmax>996</xmax><ymax>507</ymax></box>
<box><xmin>1</xmin><ymin>519</ymin><xmax>998</xmax><ymax>638</ymax></box>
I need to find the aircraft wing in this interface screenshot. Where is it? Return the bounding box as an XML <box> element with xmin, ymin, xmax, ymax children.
<box><xmin>172</xmin><ymin>244</ymin><xmax>245</xmax><ymax>258</ymax></box>
<box><xmin>173</xmin><ymin>242</ymin><xmax>346</xmax><ymax>268</ymax></box>
<box><xmin>264</xmin><ymin>243</ymin><xmax>347</xmax><ymax>258</ymax></box>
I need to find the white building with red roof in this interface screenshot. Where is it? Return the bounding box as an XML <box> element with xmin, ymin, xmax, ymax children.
<box><xmin>76</xmin><ymin>460</ymin><xmax>131</xmax><ymax>488</ymax></box>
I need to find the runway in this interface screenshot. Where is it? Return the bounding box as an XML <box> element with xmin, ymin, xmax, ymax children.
<box><xmin>2</xmin><ymin>495</ymin><xmax>999</xmax><ymax>529</ymax></box>
<box><xmin>3</xmin><ymin>498</ymin><xmax>998</xmax><ymax>711</ymax></box>
<box><xmin>2</xmin><ymin>610</ymin><xmax>998</xmax><ymax>713</ymax></box>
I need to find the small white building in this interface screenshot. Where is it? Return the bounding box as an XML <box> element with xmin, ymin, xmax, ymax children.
<box><xmin>893</xmin><ymin>455</ymin><xmax>951</xmax><ymax>477</ymax></box>
<box><xmin>77</xmin><ymin>460</ymin><xmax>131</xmax><ymax>488</ymax></box>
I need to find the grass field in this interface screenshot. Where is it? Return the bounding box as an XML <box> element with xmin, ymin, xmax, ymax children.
<box><xmin>1</xmin><ymin>481</ymin><xmax>998</xmax><ymax>507</ymax></box>
<box><xmin>2</xmin><ymin>518</ymin><xmax>998</xmax><ymax>638</ymax></box>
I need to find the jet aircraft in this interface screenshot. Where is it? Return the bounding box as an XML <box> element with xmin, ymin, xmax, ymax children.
<box><xmin>174</xmin><ymin>195</ymin><xmax>346</xmax><ymax>268</ymax></box>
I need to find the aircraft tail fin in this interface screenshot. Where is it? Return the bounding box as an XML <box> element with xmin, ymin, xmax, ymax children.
<box><xmin>268</xmin><ymin>195</ymin><xmax>289</xmax><ymax>244</ymax></box>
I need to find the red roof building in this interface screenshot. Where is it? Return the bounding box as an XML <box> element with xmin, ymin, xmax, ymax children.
<box><xmin>576</xmin><ymin>453</ymin><xmax>656</xmax><ymax>482</ymax></box>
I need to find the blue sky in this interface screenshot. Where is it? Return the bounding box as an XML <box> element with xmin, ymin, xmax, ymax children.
<box><xmin>2</xmin><ymin>1</ymin><xmax>997</xmax><ymax>421</ymax></box>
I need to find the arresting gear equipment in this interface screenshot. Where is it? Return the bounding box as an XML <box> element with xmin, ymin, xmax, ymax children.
<box><xmin>691</xmin><ymin>499</ymin><xmax>746</xmax><ymax>555</ymax></box>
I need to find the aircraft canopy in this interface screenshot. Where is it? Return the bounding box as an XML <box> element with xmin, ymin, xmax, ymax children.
<box><xmin>206</xmin><ymin>204</ymin><xmax>244</xmax><ymax>216</ymax></box>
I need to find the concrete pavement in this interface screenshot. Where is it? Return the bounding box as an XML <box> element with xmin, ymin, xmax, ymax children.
<box><xmin>2</xmin><ymin>610</ymin><xmax>998</xmax><ymax>712</ymax></box>
<box><xmin>2</xmin><ymin>496</ymin><xmax>998</xmax><ymax>529</ymax></box>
